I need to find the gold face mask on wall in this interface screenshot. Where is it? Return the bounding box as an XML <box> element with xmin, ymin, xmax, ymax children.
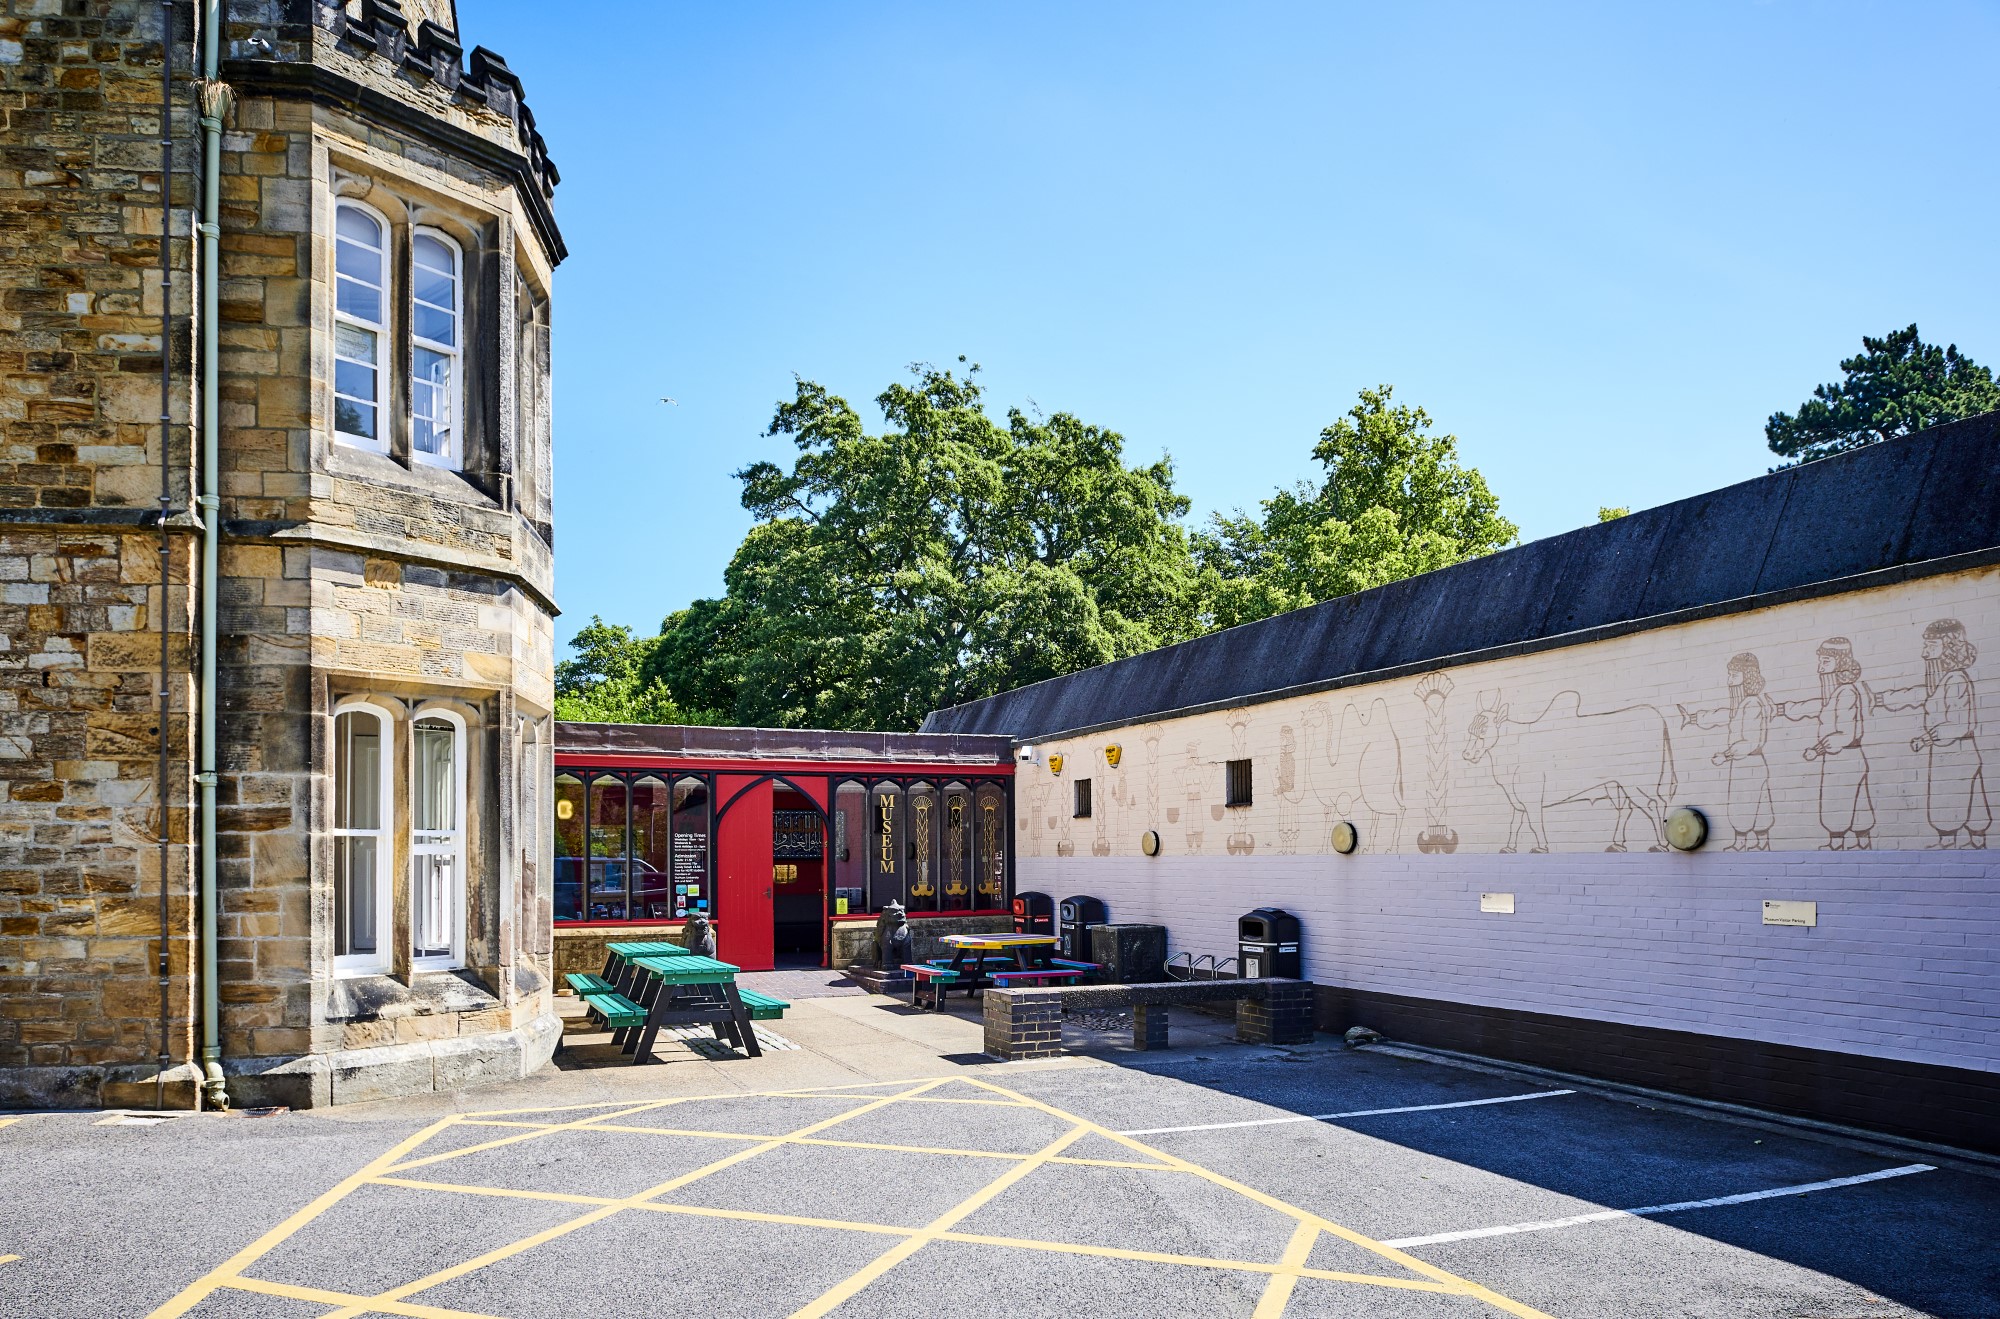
<box><xmin>1048</xmin><ymin>753</ymin><xmax>1064</xmax><ymax>774</ymax></box>
<box><xmin>1105</xmin><ymin>745</ymin><xmax>1122</xmax><ymax>767</ymax></box>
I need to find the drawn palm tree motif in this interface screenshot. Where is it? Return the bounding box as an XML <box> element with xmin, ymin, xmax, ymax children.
<box><xmin>1414</xmin><ymin>672</ymin><xmax>1459</xmax><ymax>853</ymax></box>
<box><xmin>1463</xmin><ymin>690</ymin><xmax>1679</xmax><ymax>852</ymax></box>
<box><xmin>1225</xmin><ymin>711</ymin><xmax>1255</xmax><ymax>855</ymax></box>
<box><xmin>1026</xmin><ymin>780</ymin><xmax>1051</xmax><ymax>857</ymax></box>
<box><xmin>1870</xmin><ymin>619</ymin><xmax>1990</xmax><ymax>849</ymax></box>
<box><xmin>1275</xmin><ymin>723</ymin><xmax>1303</xmax><ymax>854</ymax></box>
<box><xmin>1091</xmin><ymin>745</ymin><xmax>1116</xmax><ymax>855</ymax></box>
<box><xmin>1177</xmin><ymin>741</ymin><xmax>1206</xmax><ymax>853</ymax></box>
<box><xmin>1302</xmin><ymin>696</ymin><xmax>1404</xmax><ymax>852</ymax></box>
<box><xmin>1144</xmin><ymin>734</ymin><xmax>1162</xmax><ymax>833</ymax></box>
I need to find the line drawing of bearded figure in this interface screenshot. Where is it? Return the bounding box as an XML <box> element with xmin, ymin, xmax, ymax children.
<box><xmin>1777</xmin><ymin>637</ymin><xmax>1875</xmax><ymax>850</ymax></box>
<box><xmin>1871</xmin><ymin>619</ymin><xmax>1990</xmax><ymax>849</ymax></box>
<box><xmin>1678</xmin><ymin>652</ymin><xmax>1775</xmax><ymax>850</ymax></box>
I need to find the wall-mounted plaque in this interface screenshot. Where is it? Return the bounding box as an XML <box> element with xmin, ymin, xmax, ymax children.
<box><xmin>1479</xmin><ymin>892</ymin><xmax>1515</xmax><ymax>914</ymax></box>
<box><xmin>1762</xmin><ymin>899</ymin><xmax>1816</xmax><ymax>927</ymax></box>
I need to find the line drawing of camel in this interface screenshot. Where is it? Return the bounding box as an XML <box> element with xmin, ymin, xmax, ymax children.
<box><xmin>1302</xmin><ymin>696</ymin><xmax>1405</xmax><ymax>852</ymax></box>
<box><xmin>1462</xmin><ymin>689</ymin><xmax>1679</xmax><ymax>852</ymax></box>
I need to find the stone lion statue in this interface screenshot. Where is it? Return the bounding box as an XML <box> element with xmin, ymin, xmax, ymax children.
<box><xmin>681</xmin><ymin>912</ymin><xmax>717</xmax><ymax>958</ymax></box>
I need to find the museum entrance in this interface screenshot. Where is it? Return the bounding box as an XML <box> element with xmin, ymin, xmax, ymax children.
<box><xmin>772</xmin><ymin>789</ymin><xmax>827</xmax><ymax>966</ymax></box>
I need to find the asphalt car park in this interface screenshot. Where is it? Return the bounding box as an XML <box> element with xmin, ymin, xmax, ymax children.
<box><xmin>0</xmin><ymin>1001</ymin><xmax>1995</xmax><ymax>1319</ymax></box>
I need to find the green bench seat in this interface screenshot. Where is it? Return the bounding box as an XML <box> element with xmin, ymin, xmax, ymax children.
<box><xmin>583</xmin><ymin>992</ymin><xmax>648</xmax><ymax>1030</ymax></box>
<box><xmin>735</xmin><ymin>988</ymin><xmax>789</xmax><ymax>1021</ymax></box>
<box><xmin>565</xmin><ymin>972</ymin><xmax>616</xmax><ymax>996</ymax></box>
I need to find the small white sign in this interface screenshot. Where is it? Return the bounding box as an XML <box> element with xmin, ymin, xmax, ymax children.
<box><xmin>1763</xmin><ymin>900</ymin><xmax>1817</xmax><ymax>927</ymax></box>
<box><xmin>1479</xmin><ymin>892</ymin><xmax>1515</xmax><ymax>914</ymax></box>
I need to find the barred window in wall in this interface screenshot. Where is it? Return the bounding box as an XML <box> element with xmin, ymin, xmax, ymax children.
<box><xmin>333</xmin><ymin>202</ymin><xmax>388</xmax><ymax>451</ymax></box>
<box><xmin>1225</xmin><ymin>758</ymin><xmax>1252</xmax><ymax>807</ymax></box>
<box><xmin>411</xmin><ymin>229</ymin><xmax>462</xmax><ymax>468</ymax></box>
<box><xmin>412</xmin><ymin>714</ymin><xmax>466</xmax><ymax>968</ymax></box>
<box><xmin>332</xmin><ymin>704</ymin><xmax>391</xmax><ymax>975</ymax></box>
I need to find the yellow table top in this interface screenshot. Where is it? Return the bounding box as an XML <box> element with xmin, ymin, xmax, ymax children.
<box><xmin>939</xmin><ymin>933</ymin><xmax>1057</xmax><ymax>949</ymax></box>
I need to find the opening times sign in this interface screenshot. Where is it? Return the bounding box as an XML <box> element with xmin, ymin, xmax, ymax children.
<box><xmin>672</xmin><ymin>831</ymin><xmax>708</xmax><ymax>918</ymax></box>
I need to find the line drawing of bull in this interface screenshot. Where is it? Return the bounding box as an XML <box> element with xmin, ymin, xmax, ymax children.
<box><xmin>1462</xmin><ymin>689</ymin><xmax>1680</xmax><ymax>852</ymax></box>
<box><xmin>1303</xmin><ymin>696</ymin><xmax>1405</xmax><ymax>852</ymax></box>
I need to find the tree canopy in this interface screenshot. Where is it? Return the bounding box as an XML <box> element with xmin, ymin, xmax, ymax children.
<box><xmin>1193</xmin><ymin>386</ymin><xmax>1517</xmax><ymax>631</ymax></box>
<box><xmin>1766</xmin><ymin>325</ymin><xmax>1999</xmax><ymax>466</ymax></box>
<box><xmin>558</xmin><ymin>373</ymin><xmax>1516</xmax><ymax>731</ymax></box>
<box><xmin>641</xmin><ymin>363</ymin><xmax>1203</xmax><ymax>731</ymax></box>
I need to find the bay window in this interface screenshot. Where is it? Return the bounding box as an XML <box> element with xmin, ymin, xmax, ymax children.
<box><xmin>411</xmin><ymin>229</ymin><xmax>462</xmax><ymax>468</ymax></box>
<box><xmin>411</xmin><ymin>711</ymin><xmax>467</xmax><ymax>969</ymax></box>
<box><xmin>332</xmin><ymin>201</ymin><xmax>389</xmax><ymax>452</ymax></box>
<box><xmin>332</xmin><ymin>702</ymin><xmax>393</xmax><ymax>975</ymax></box>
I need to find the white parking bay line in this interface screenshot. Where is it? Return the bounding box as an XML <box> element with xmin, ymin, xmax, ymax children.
<box><xmin>1118</xmin><ymin>1089</ymin><xmax>1576</xmax><ymax>1136</ymax></box>
<box><xmin>1381</xmin><ymin>1163</ymin><xmax>1937</xmax><ymax>1249</ymax></box>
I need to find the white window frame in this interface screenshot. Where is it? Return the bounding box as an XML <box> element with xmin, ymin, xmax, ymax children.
<box><xmin>331</xmin><ymin>199</ymin><xmax>392</xmax><ymax>454</ymax></box>
<box><xmin>409</xmin><ymin>227</ymin><xmax>464</xmax><ymax>470</ymax></box>
<box><xmin>409</xmin><ymin>707</ymin><xmax>468</xmax><ymax>971</ymax></box>
<box><xmin>331</xmin><ymin>700</ymin><xmax>394</xmax><ymax>976</ymax></box>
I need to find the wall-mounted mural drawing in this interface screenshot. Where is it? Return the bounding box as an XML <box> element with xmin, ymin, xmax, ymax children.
<box><xmin>1276</xmin><ymin>724</ymin><xmax>1303</xmax><ymax>854</ymax></box>
<box><xmin>1144</xmin><ymin>733</ymin><xmax>1161</xmax><ymax>833</ymax></box>
<box><xmin>1679</xmin><ymin>652</ymin><xmax>1775</xmax><ymax>851</ymax></box>
<box><xmin>1225</xmin><ymin>711</ymin><xmax>1255</xmax><ymax>854</ymax></box>
<box><xmin>1027</xmin><ymin>779</ymin><xmax>1051</xmax><ymax>857</ymax></box>
<box><xmin>1463</xmin><ymin>690</ymin><xmax>1679</xmax><ymax>852</ymax></box>
<box><xmin>1178</xmin><ymin>741</ymin><xmax>1205</xmax><ymax>853</ymax></box>
<box><xmin>1778</xmin><ymin>637</ymin><xmax>1875</xmax><ymax>850</ymax></box>
<box><xmin>1872</xmin><ymin>619</ymin><xmax>1989</xmax><ymax>849</ymax></box>
<box><xmin>1304</xmin><ymin>697</ymin><xmax>1404</xmax><ymax>852</ymax></box>
<box><xmin>1092</xmin><ymin>745</ymin><xmax>1115</xmax><ymax>856</ymax></box>
<box><xmin>1414</xmin><ymin>671</ymin><xmax>1458</xmax><ymax>853</ymax></box>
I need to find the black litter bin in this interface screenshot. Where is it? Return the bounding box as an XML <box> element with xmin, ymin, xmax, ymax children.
<box><xmin>1238</xmin><ymin>907</ymin><xmax>1301</xmax><ymax>979</ymax></box>
<box><xmin>1012</xmin><ymin>891</ymin><xmax>1053</xmax><ymax>937</ymax></box>
<box><xmin>1057</xmin><ymin>895</ymin><xmax>1107</xmax><ymax>961</ymax></box>
<box><xmin>1091</xmin><ymin>923</ymin><xmax>1167</xmax><ymax>983</ymax></box>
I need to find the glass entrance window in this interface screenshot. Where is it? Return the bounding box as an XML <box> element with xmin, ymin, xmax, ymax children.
<box><xmin>553</xmin><ymin>774</ymin><xmax>586</xmax><ymax>921</ymax></box>
<box><xmin>587</xmin><ymin>776</ymin><xmax>631</xmax><ymax>921</ymax></box>
<box><xmin>976</xmin><ymin>782</ymin><xmax>1008</xmax><ymax>907</ymax></box>
<box><xmin>631</xmin><ymin>776</ymin><xmax>672</xmax><ymax>920</ymax></box>
<box><xmin>905</xmin><ymin>782</ymin><xmax>940</xmax><ymax>913</ymax></box>
<box><xmin>831</xmin><ymin>781</ymin><xmax>867</xmax><ymax>916</ymax></box>
<box><xmin>670</xmin><ymin>776</ymin><xmax>711</xmax><ymax>920</ymax></box>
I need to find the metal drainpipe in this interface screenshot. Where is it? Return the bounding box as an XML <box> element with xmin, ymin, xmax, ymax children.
<box><xmin>194</xmin><ymin>0</ymin><xmax>228</xmax><ymax>1111</ymax></box>
<box><xmin>155</xmin><ymin>0</ymin><xmax>175</xmax><ymax>1114</ymax></box>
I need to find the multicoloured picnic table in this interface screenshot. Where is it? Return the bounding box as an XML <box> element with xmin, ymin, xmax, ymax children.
<box><xmin>930</xmin><ymin>932</ymin><xmax>1072</xmax><ymax>1000</ymax></box>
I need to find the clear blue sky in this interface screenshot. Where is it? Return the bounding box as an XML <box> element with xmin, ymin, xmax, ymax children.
<box><xmin>465</xmin><ymin>1</ymin><xmax>2000</xmax><ymax>651</ymax></box>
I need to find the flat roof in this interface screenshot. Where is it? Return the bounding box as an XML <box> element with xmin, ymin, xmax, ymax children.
<box><xmin>555</xmin><ymin>721</ymin><xmax>1014</xmax><ymax>767</ymax></box>
<box><xmin>920</xmin><ymin>411</ymin><xmax>2000</xmax><ymax>742</ymax></box>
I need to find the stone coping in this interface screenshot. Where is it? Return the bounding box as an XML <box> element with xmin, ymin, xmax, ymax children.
<box><xmin>987</xmin><ymin>977</ymin><xmax>1312</xmax><ymax>1009</ymax></box>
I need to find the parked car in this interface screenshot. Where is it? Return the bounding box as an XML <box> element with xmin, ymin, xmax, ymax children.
<box><xmin>554</xmin><ymin>856</ymin><xmax>671</xmax><ymax>921</ymax></box>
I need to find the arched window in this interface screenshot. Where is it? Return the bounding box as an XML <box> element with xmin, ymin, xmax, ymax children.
<box><xmin>411</xmin><ymin>228</ymin><xmax>462</xmax><ymax>468</ymax></box>
<box><xmin>332</xmin><ymin>701</ymin><xmax>393</xmax><ymax>974</ymax></box>
<box><xmin>411</xmin><ymin>709</ymin><xmax>467</xmax><ymax>968</ymax></box>
<box><xmin>332</xmin><ymin>201</ymin><xmax>389</xmax><ymax>452</ymax></box>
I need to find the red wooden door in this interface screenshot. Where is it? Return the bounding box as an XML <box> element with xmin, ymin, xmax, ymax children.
<box><xmin>715</xmin><ymin>776</ymin><xmax>775</xmax><ymax>971</ymax></box>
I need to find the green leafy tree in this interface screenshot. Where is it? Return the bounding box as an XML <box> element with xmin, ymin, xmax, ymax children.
<box><xmin>553</xmin><ymin>617</ymin><xmax>708</xmax><ymax>724</ymax></box>
<box><xmin>644</xmin><ymin>363</ymin><xmax>1203</xmax><ymax>730</ymax></box>
<box><xmin>1597</xmin><ymin>506</ymin><xmax>1629</xmax><ymax>522</ymax></box>
<box><xmin>1196</xmin><ymin>386</ymin><xmax>1516</xmax><ymax>629</ymax></box>
<box><xmin>1766</xmin><ymin>325</ymin><xmax>2000</xmax><ymax>465</ymax></box>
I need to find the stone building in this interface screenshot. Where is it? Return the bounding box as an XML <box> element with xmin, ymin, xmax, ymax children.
<box><xmin>924</xmin><ymin>416</ymin><xmax>2000</xmax><ymax>1153</ymax></box>
<box><xmin>0</xmin><ymin>0</ymin><xmax>562</xmax><ymax>1109</ymax></box>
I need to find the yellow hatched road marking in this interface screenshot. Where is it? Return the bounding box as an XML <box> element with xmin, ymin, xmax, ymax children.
<box><xmin>966</xmin><ymin>1077</ymin><xmax>1558</xmax><ymax>1319</ymax></box>
<box><xmin>1253</xmin><ymin>1221</ymin><xmax>1321</xmax><ymax>1317</ymax></box>
<box><xmin>450</xmin><ymin>1116</ymin><xmax>1175</xmax><ymax>1169</ymax></box>
<box><xmin>144</xmin><ymin>1074</ymin><xmax>1554</xmax><ymax>1319</ymax></box>
<box><xmin>219</xmin><ymin>1275</ymin><xmax>506</xmax><ymax>1319</ymax></box>
<box><xmin>786</xmin><ymin>1123</ymin><xmax>1091</xmax><ymax>1319</ymax></box>
<box><xmin>365</xmin><ymin>1174</ymin><xmax>1461</xmax><ymax>1291</ymax></box>
<box><xmin>311</xmin><ymin>1080</ymin><xmax>950</xmax><ymax>1319</ymax></box>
